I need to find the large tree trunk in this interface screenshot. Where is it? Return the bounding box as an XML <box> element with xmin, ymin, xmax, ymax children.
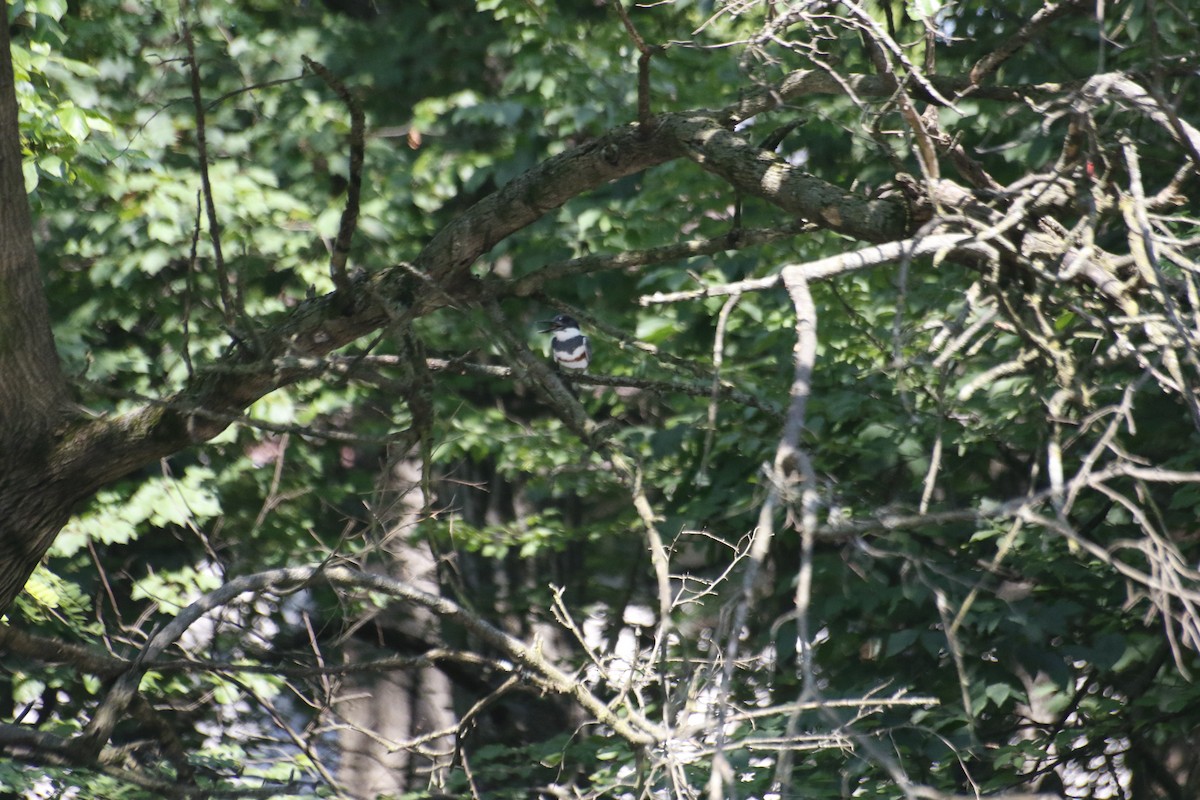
<box><xmin>0</xmin><ymin>13</ymin><xmax>74</xmax><ymax>612</ymax></box>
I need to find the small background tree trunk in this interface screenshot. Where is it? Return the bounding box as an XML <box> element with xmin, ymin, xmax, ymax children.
<box><xmin>337</xmin><ymin>454</ymin><xmax>456</xmax><ymax>798</ymax></box>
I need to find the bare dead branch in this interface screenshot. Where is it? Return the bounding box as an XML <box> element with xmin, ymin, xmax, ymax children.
<box><xmin>969</xmin><ymin>0</ymin><xmax>1092</xmax><ymax>86</ymax></box>
<box><xmin>640</xmin><ymin>233</ymin><xmax>982</xmax><ymax>304</ymax></box>
<box><xmin>302</xmin><ymin>56</ymin><xmax>364</xmax><ymax>297</ymax></box>
<box><xmin>179</xmin><ymin>4</ymin><xmax>234</xmax><ymax>328</ymax></box>
<box><xmin>697</xmin><ymin>294</ymin><xmax>741</xmax><ymax>482</ymax></box>
<box><xmin>1080</xmin><ymin>73</ymin><xmax>1200</xmax><ymax>167</ymax></box>
<box><xmin>71</xmin><ymin>564</ymin><xmax>664</xmax><ymax>761</ymax></box>
<box><xmin>508</xmin><ymin>221</ymin><xmax>810</xmax><ymax>297</ymax></box>
<box><xmin>669</xmin><ymin>113</ymin><xmax>910</xmax><ymax>242</ymax></box>
<box><xmin>610</xmin><ymin>0</ymin><xmax>656</xmax><ymax>125</ymax></box>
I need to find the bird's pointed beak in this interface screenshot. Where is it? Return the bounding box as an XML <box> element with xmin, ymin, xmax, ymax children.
<box><xmin>538</xmin><ymin>319</ymin><xmax>558</xmax><ymax>333</ymax></box>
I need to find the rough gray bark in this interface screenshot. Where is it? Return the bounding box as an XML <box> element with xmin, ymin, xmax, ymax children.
<box><xmin>0</xmin><ymin>16</ymin><xmax>74</xmax><ymax>612</ymax></box>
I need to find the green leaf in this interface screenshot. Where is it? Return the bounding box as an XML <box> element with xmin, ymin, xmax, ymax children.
<box><xmin>22</xmin><ymin>158</ymin><xmax>38</xmax><ymax>191</ymax></box>
<box><xmin>885</xmin><ymin>629</ymin><xmax>919</xmax><ymax>655</ymax></box>
<box><xmin>908</xmin><ymin>0</ymin><xmax>941</xmax><ymax>18</ymax></box>
<box><xmin>636</xmin><ymin>315</ymin><xmax>681</xmax><ymax>343</ymax></box>
<box><xmin>56</xmin><ymin>105</ymin><xmax>89</xmax><ymax>142</ymax></box>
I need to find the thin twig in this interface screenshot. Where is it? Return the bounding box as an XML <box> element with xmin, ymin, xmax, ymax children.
<box><xmin>771</xmin><ymin>268</ymin><xmax>821</xmax><ymax>790</ymax></box>
<box><xmin>969</xmin><ymin>0</ymin><xmax>1091</xmax><ymax>86</ymax></box>
<box><xmin>509</xmin><ymin>222</ymin><xmax>808</xmax><ymax>297</ymax></box>
<box><xmin>610</xmin><ymin>0</ymin><xmax>656</xmax><ymax>125</ymax></box>
<box><xmin>302</xmin><ymin>56</ymin><xmax>364</xmax><ymax>297</ymax></box>
<box><xmin>179</xmin><ymin>5</ymin><xmax>234</xmax><ymax>327</ymax></box>
<box><xmin>698</xmin><ymin>294</ymin><xmax>740</xmax><ymax>483</ymax></box>
<box><xmin>640</xmin><ymin>234</ymin><xmax>980</xmax><ymax>304</ymax></box>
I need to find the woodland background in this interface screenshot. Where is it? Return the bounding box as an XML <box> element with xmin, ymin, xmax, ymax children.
<box><xmin>1</xmin><ymin>0</ymin><xmax>1199</xmax><ymax>798</ymax></box>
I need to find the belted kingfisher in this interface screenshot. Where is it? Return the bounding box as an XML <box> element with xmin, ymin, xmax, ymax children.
<box><xmin>540</xmin><ymin>314</ymin><xmax>591</xmax><ymax>371</ymax></box>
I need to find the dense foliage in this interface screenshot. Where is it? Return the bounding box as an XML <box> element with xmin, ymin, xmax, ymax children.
<box><xmin>2</xmin><ymin>0</ymin><xmax>1199</xmax><ymax>798</ymax></box>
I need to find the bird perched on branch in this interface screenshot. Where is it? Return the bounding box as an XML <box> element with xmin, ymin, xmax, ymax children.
<box><xmin>540</xmin><ymin>314</ymin><xmax>591</xmax><ymax>371</ymax></box>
